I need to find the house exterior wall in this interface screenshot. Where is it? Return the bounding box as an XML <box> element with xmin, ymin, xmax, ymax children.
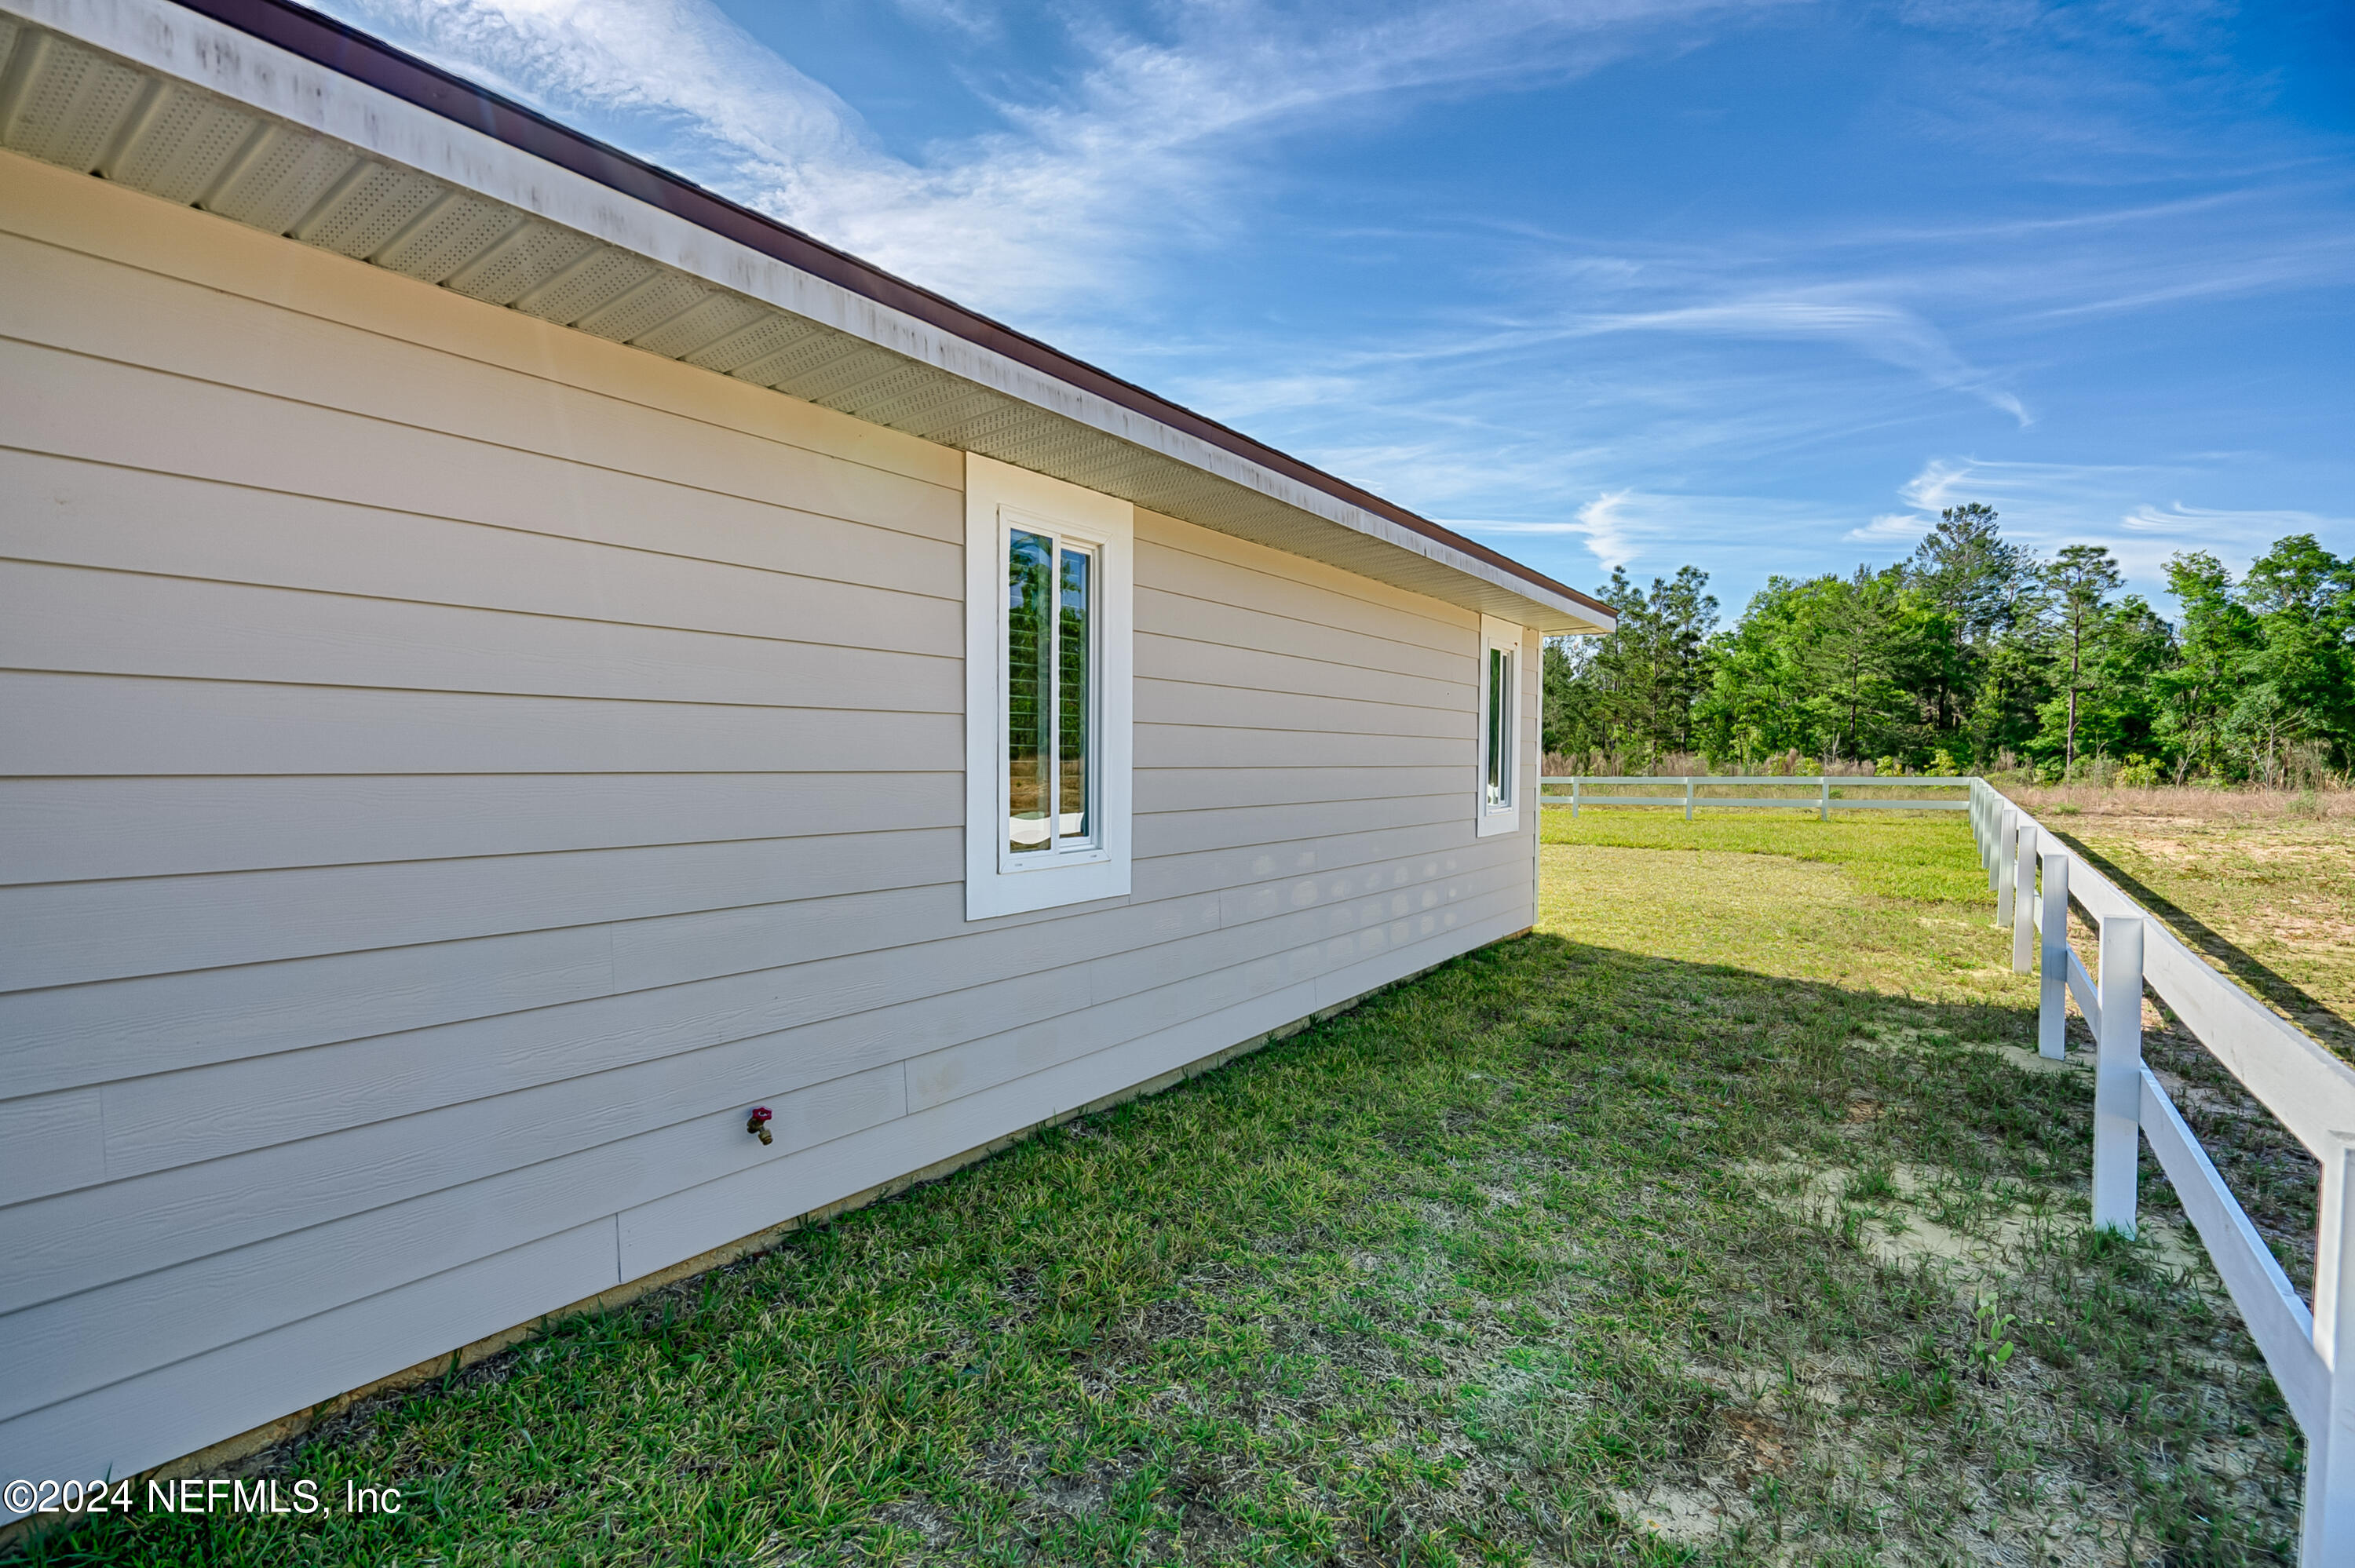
<box><xmin>0</xmin><ymin>148</ymin><xmax>1542</xmax><ymax>1491</ymax></box>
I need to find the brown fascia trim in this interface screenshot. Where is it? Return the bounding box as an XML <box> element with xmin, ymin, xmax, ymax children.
<box><xmin>171</xmin><ymin>0</ymin><xmax>1611</xmax><ymax>624</ymax></box>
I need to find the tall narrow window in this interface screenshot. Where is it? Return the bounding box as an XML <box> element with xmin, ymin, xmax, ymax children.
<box><xmin>1006</xmin><ymin>530</ymin><xmax>1055</xmax><ymax>852</ymax></box>
<box><xmin>1057</xmin><ymin>545</ymin><xmax>1094</xmax><ymax>844</ymax></box>
<box><xmin>1476</xmin><ymin>616</ymin><xmax>1522</xmax><ymax>837</ymax></box>
<box><xmin>966</xmin><ymin>454</ymin><xmax>1133</xmax><ymax>920</ymax></box>
<box><xmin>1004</xmin><ymin>530</ymin><xmax>1097</xmax><ymax>855</ymax></box>
<box><xmin>1484</xmin><ymin>644</ymin><xmax>1512</xmax><ymax>810</ymax></box>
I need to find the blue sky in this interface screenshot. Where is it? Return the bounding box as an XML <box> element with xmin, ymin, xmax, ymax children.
<box><xmin>309</xmin><ymin>0</ymin><xmax>2353</xmax><ymax>617</ymax></box>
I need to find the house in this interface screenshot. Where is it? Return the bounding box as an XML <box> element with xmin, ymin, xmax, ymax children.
<box><xmin>0</xmin><ymin>0</ymin><xmax>1615</xmax><ymax>1507</ymax></box>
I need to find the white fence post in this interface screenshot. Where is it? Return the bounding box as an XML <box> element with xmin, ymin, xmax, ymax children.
<box><xmin>2304</xmin><ymin>1136</ymin><xmax>2355</xmax><ymax>1565</ymax></box>
<box><xmin>2092</xmin><ymin>914</ymin><xmax>2144</xmax><ymax>1236</ymax></box>
<box><xmin>1570</xmin><ymin>778</ymin><xmax>1580</xmax><ymax>819</ymax></box>
<box><xmin>2039</xmin><ymin>851</ymin><xmax>2068</xmax><ymax>1060</ymax></box>
<box><xmin>1684</xmin><ymin>776</ymin><xmax>1694</xmax><ymax>822</ymax></box>
<box><xmin>1995</xmin><ymin>808</ymin><xmax>2018</xmax><ymax>929</ymax></box>
<box><xmin>1819</xmin><ymin>775</ymin><xmax>1829</xmax><ymax>822</ymax></box>
<box><xmin>1977</xmin><ymin>782</ymin><xmax>1997</xmax><ymax>886</ymax></box>
<box><xmin>2011</xmin><ymin>822</ymin><xmax>2036</xmax><ymax>973</ymax></box>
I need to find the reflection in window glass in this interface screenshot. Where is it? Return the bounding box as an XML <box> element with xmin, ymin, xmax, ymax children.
<box><xmin>1058</xmin><ymin>547</ymin><xmax>1094</xmax><ymax>845</ymax></box>
<box><xmin>1485</xmin><ymin>645</ymin><xmax>1512</xmax><ymax>809</ymax></box>
<box><xmin>1007</xmin><ymin>530</ymin><xmax>1053</xmax><ymax>853</ymax></box>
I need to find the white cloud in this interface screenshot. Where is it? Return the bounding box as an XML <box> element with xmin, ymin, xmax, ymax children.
<box><xmin>1868</xmin><ymin>459</ymin><xmax>2355</xmax><ymax>596</ymax></box>
<box><xmin>1448</xmin><ymin>490</ymin><xmax>1860</xmax><ymax>578</ymax></box>
<box><xmin>2121</xmin><ymin>501</ymin><xmax>2353</xmax><ymax>538</ymax></box>
<box><xmin>318</xmin><ymin>0</ymin><xmax>1765</xmax><ymax>318</ymax></box>
<box><xmin>1572</xmin><ymin>297</ymin><xmax>2031</xmax><ymax>425</ymax></box>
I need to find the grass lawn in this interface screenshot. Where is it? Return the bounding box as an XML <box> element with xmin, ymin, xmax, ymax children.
<box><xmin>22</xmin><ymin>811</ymin><xmax>2308</xmax><ymax>1566</ymax></box>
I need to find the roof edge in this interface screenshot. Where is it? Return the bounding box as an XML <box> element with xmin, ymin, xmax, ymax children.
<box><xmin>143</xmin><ymin>0</ymin><xmax>1612</xmax><ymax>627</ymax></box>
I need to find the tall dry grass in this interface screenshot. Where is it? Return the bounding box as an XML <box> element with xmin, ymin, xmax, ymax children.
<box><xmin>1999</xmin><ymin>781</ymin><xmax>2355</xmax><ymax>822</ymax></box>
<box><xmin>1538</xmin><ymin>753</ymin><xmax>2352</xmax><ymax>822</ymax></box>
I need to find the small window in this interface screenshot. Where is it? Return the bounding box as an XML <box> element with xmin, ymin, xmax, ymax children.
<box><xmin>966</xmin><ymin>454</ymin><xmax>1133</xmax><ymax>919</ymax></box>
<box><xmin>1476</xmin><ymin>616</ymin><xmax>1523</xmax><ymax>837</ymax></box>
<box><xmin>1005</xmin><ymin>527</ymin><xmax>1097</xmax><ymax>856</ymax></box>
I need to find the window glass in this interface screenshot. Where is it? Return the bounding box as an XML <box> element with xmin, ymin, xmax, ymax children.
<box><xmin>1485</xmin><ymin>645</ymin><xmax>1512</xmax><ymax>809</ymax></box>
<box><xmin>1058</xmin><ymin>545</ymin><xmax>1094</xmax><ymax>845</ymax></box>
<box><xmin>1007</xmin><ymin>529</ymin><xmax>1053</xmax><ymax>853</ymax></box>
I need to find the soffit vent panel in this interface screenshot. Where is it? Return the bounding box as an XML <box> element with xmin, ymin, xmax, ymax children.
<box><xmin>0</xmin><ymin>11</ymin><xmax>1608</xmax><ymax>633</ymax></box>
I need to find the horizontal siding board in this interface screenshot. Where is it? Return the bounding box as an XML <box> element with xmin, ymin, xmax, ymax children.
<box><xmin>1134</xmin><ymin>818</ymin><xmax>1503</xmax><ymax>906</ymax></box>
<box><xmin>0</xmin><ymin>560</ymin><xmax>961</xmax><ymax>705</ymax></box>
<box><xmin>1136</xmin><ymin>534</ymin><xmax>1468</xmax><ymax>657</ymax></box>
<box><xmin>0</xmin><ymin>1088</ymin><xmax>104</xmax><ymax>1207</ymax></box>
<box><xmin>910</xmin><ymin>875</ymin><xmax>1529</xmax><ymax>1112</ymax></box>
<box><xmin>1083</xmin><ymin>860</ymin><xmax>1528</xmax><ymax>1020</ymax></box>
<box><xmin>0</xmin><ymin>830</ymin><xmax>960</xmax><ymax>992</ymax></box>
<box><xmin>1135</xmin><ymin>508</ymin><xmax>1476</xmax><ymax>640</ymax></box>
<box><xmin>1135</xmin><ymin>765</ymin><xmax>1466</xmax><ymax>815</ymax></box>
<box><xmin>0</xmin><ymin>1218</ymin><xmax>622</xmax><ymax>1506</ymax></box>
<box><xmin>0</xmin><ymin>449</ymin><xmax>963</xmax><ymax>631</ymax></box>
<box><xmin>0</xmin><ymin>924</ymin><xmax>623</xmax><ymax>1105</ymax></box>
<box><xmin>1135</xmin><ymin>585</ymin><xmax>1469</xmax><ymax>685</ymax></box>
<box><xmin>1134</xmin><ymin>791</ymin><xmax>1470</xmax><ymax>859</ymax></box>
<box><xmin>89</xmin><ymin>924</ymin><xmax>1115</xmax><ymax>1182</ymax></box>
<box><xmin>0</xmin><ymin>828</ymin><xmax>1517</xmax><ymax>1099</ymax></box>
<box><xmin>1134</xmin><ymin>631</ymin><xmax>1469</xmax><ymax>713</ymax></box>
<box><xmin>1</xmin><ymin>1065</ymin><xmax>906</xmax><ymax>1425</ymax></box>
<box><xmin>0</xmin><ymin>673</ymin><xmax>961</xmax><ymax>777</ymax></box>
<box><xmin>0</xmin><ymin>771</ymin><xmax>961</xmax><ymax>886</ymax></box>
<box><xmin>1137</xmin><ymin>724</ymin><xmax>1468</xmax><ymax>771</ymax></box>
<box><xmin>0</xmin><ymin>338</ymin><xmax>961</xmax><ymax>577</ymax></box>
<box><xmin>0</xmin><ymin>227</ymin><xmax>966</xmax><ymax>544</ymax></box>
<box><xmin>1136</xmin><ymin>675</ymin><xmax>1470</xmax><ymax>738</ymax></box>
<box><xmin>77</xmin><ymin>854</ymin><xmax>1512</xmax><ymax>1176</ymax></box>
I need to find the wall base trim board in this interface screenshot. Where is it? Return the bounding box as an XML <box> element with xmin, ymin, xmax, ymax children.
<box><xmin>0</xmin><ymin>933</ymin><xmax>1521</xmax><ymax>1551</ymax></box>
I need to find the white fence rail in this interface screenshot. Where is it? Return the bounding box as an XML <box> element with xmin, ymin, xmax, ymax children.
<box><xmin>1541</xmin><ymin>775</ymin><xmax>1972</xmax><ymax>822</ymax></box>
<box><xmin>1966</xmin><ymin>780</ymin><xmax>2355</xmax><ymax>1563</ymax></box>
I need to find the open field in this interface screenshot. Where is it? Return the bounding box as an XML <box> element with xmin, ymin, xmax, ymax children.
<box><xmin>16</xmin><ymin>813</ymin><xmax>2307</xmax><ymax>1566</ymax></box>
<box><xmin>2021</xmin><ymin>805</ymin><xmax>2355</xmax><ymax>1060</ymax></box>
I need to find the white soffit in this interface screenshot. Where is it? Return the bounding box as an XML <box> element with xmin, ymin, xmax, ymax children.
<box><xmin>0</xmin><ymin>0</ymin><xmax>1613</xmax><ymax>634</ymax></box>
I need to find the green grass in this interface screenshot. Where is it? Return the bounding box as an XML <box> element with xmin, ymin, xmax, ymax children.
<box><xmin>20</xmin><ymin>814</ymin><xmax>2302</xmax><ymax>1566</ymax></box>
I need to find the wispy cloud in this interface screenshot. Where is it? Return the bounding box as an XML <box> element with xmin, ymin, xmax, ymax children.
<box><xmin>1568</xmin><ymin>296</ymin><xmax>2030</xmax><ymax>424</ymax></box>
<box><xmin>1449</xmin><ymin>490</ymin><xmax>1864</xmax><ymax>584</ymax></box>
<box><xmin>320</xmin><ymin>0</ymin><xmax>1765</xmax><ymax>315</ymax></box>
<box><xmin>1868</xmin><ymin>458</ymin><xmax>2351</xmax><ymax>592</ymax></box>
<box><xmin>2122</xmin><ymin>501</ymin><xmax>2354</xmax><ymax>538</ymax></box>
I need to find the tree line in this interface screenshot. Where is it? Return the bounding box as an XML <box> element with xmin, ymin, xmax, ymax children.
<box><xmin>1542</xmin><ymin>505</ymin><xmax>2353</xmax><ymax>786</ymax></box>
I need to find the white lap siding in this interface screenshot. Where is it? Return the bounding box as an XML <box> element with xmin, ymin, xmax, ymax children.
<box><xmin>0</xmin><ymin>148</ymin><xmax>1541</xmax><ymax>1492</ymax></box>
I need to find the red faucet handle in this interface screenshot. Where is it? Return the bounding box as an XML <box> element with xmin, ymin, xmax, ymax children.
<box><xmin>747</xmin><ymin>1106</ymin><xmax>773</xmax><ymax>1127</ymax></box>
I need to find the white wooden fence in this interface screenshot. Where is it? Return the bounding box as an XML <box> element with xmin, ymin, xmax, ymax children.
<box><xmin>1541</xmin><ymin>771</ymin><xmax>2355</xmax><ymax>1551</ymax></box>
<box><xmin>1541</xmin><ymin>775</ymin><xmax>1973</xmax><ymax>820</ymax></box>
<box><xmin>1966</xmin><ymin>781</ymin><xmax>2355</xmax><ymax>1562</ymax></box>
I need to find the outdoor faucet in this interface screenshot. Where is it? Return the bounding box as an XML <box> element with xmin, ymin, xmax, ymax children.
<box><xmin>746</xmin><ymin>1106</ymin><xmax>773</xmax><ymax>1145</ymax></box>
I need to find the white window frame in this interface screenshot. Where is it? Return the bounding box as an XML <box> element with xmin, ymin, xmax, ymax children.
<box><xmin>1475</xmin><ymin>614</ymin><xmax>1524</xmax><ymax>839</ymax></box>
<box><xmin>965</xmin><ymin>453</ymin><xmax>1134</xmax><ymax>921</ymax></box>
